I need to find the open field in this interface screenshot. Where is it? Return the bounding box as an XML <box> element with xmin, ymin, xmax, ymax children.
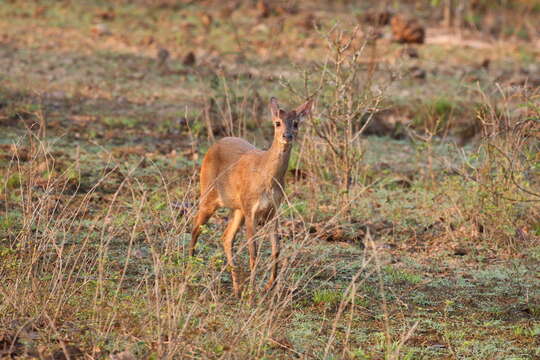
<box><xmin>1</xmin><ymin>0</ymin><xmax>539</xmax><ymax>359</ymax></box>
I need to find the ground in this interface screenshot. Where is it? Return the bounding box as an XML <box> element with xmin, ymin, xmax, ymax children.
<box><xmin>0</xmin><ymin>1</ymin><xmax>539</xmax><ymax>359</ymax></box>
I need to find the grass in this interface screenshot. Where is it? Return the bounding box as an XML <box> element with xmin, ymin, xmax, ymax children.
<box><xmin>1</xmin><ymin>0</ymin><xmax>539</xmax><ymax>359</ymax></box>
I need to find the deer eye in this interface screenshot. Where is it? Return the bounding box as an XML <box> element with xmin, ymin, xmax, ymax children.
<box><xmin>275</xmin><ymin>121</ymin><xmax>281</xmax><ymax>127</ymax></box>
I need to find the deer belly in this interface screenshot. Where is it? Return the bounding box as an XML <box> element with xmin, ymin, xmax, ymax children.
<box><xmin>254</xmin><ymin>191</ymin><xmax>282</xmax><ymax>220</ymax></box>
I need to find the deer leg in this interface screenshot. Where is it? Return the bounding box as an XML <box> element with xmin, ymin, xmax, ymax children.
<box><xmin>246</xmin><ymin>216</ymin><xmax>258</xmax><ymax>272</ymax></box>
<box><xmin>245</xmin><ymin>214</ymin><xmax>259</xmax><ymax>291</ymax></box>
<box><xmin>190</xmin><ymin>202</ymin><xmax>218</xmax><ymax>256</ymax></box>
<box><xmin>222</xmin><ymin>209</ymin><xmax>244</xmax><ymax>296</ymax></box>
<box><xmin>265</xmin><ymin>220</ymin><xmax>280</xmax><ymax>291</ymax></box>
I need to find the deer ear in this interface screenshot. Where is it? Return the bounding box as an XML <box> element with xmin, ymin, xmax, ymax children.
<box><xmin>270</xmin><ymin>97</ymin><xmax>280</xmax><ymax>118</ymax></box>
<box><xmin>295</xmin><ymin>99</ymin><xmax>313</xmax><ymax>119</ymax></box>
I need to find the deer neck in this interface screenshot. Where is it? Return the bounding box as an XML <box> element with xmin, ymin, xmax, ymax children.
<box><xmin>262</xmin><ymin>137</ymin><xmax>292</xmax><ymax>186</ymax></box>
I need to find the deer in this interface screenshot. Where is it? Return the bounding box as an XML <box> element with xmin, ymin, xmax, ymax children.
<box><xmin>190</xmin><ymin>97</ymin><xmax>313</xmax><ymax>296</ymax></box>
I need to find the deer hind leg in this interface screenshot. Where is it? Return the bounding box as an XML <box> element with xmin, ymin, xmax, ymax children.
<box><xmin>190</xmin><ymin>191</ymin><xmax>219</xmax><ymax>256</ymax></box>
<box><xmin>222</xmin><ymin>209</ymin><xmax>245</xmax><ymax>296</ymax></box>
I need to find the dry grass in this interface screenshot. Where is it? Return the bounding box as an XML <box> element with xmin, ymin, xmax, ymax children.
<box><xmin>1</xmin><ymin>1</ymin><xmax>539</xmax><ymax>359</ymax></box>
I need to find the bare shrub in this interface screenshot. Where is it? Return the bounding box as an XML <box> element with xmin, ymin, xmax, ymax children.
<box><xmin>442</xmin><ymin>86</ymin><xmax>539</xmax><ymax>249</ymax></box>
<box><xmin>282</xmin><ymin>26</ymin><xmax>387</xmax><ymax>197</ymax></box>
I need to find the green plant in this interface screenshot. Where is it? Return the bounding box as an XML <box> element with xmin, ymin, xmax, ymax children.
<box><xmin>103</xmin><ymin>116</ymin><xmax>139</xmax><ymax>129</ymax></box>
<box><xmin>312</xmin><ymin>288</ymin><xmax>342</xmax><ymax>307</ymax></box>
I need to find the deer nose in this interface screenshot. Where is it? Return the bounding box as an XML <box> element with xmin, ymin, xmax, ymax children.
<box><xmin>283</xmin><ymin>133</ymin><xmax>293</xmax><ymax>141</ymax></box>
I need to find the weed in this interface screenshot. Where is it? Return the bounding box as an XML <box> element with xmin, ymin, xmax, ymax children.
<box><xmin>383</xmin><ymin>265</ymin><xmax>422</xmax><ymax>285</ymax></box>
<box><xmin>312</xmin><ymin>288</ymin><xmax>343</xmax><ymax>308</ymax></box>
<box><xmin>103</xmin><ymin>116</ymin><xmax>140</xmax><ymax>129</ymax></box>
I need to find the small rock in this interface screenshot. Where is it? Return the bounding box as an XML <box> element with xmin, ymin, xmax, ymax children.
<box><xmin>200</xmin><ymin>12</ymin><xmax>213</xmax><ymax>29</ymax></box>
<box><xmin>360</xmin><ymin>10</ymin><xmax>393</xmax><ymax>26</ymax></box>
<box><xmin>50</xmin><ymin>345</ymin><xmax>83</xmax><ymax>360</ymax></box>
<box><xmin>276</xmin><ymin>4</ymin><xmax>298</xmax><ymax>15</ymax></box>
<box><xmin>46</xmin><ymin>90</ymin><xmax>66</xmax><ymax>99</ymax></box>
<box><xmin>141</xmin><ymin>35</ymin><xmax>154</xmax><ymax>46</ymax></box>
<box><xmin>391</xmin><ymin>15</ymin><xmax>425</xmax><ymax>44</ymax></box>
<box><xmin>257</xmin><ymin>0</ymin><xmax>271</xmax><ymax>18</ymax></box>
<box><xmin>95</xmin><ymin>9</ymin><xmax>115</xmax><ymax>21</ymax></box>
<box><xmin>91</xmin><ymin>23</ymin><xmax>111</xmax><ymax>36</ymax></box>
<box><xmin>132</xmin><ymin>249</ymin><xmax>146</xmax><ymax>259</ymax></box>
<box><xmin>297</xmin><ymin>13</ymin><xmax>318</xmax><ymax>30</ymax></box>
<box><xmin>33</xmin><ymin>6</ymin><xmax>46</xmax><ymax>18</ymax></box>
<box><xmin>515</xmin><ymin>227</ymin><xmax>529</xmax><ymax>242</ymax></box>
<box><xmin>409</xmin><ymin>65</ymin><xmax>426</xmax><ymax>79</ymax></box>
<box><xmin>182</xmin><ymin>51</ymin><xmax>196</xmax><ymax>66</ymax></box>
<box><xmin>157</xmin><ymin>48</ymin><xmax>170</xmax><ymax>67</ymax></box>
<box><xmin>219</xmin><ymin>4</ymin><xmax>237</xmax><ymax>19</ymax></box>
<box><xmin>401</xmin><ymin>47</ymin><xmax>419</xmax><ymax>58</ymax></box>
<box><xmin>110</xmin><ymin>350</ymin><xmax>136</xmax><ymax>360</ymax></box>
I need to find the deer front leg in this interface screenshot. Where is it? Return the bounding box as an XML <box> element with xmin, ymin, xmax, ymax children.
<box><xmin>245</xmin><ymin>214</ymin><xmax>258</xmax><ymax>291</ymax></box>
<box><xmin>265</xmin><ymin>220</ymin><xmax>280</xmax><ymax>291</ymax></box>
<box><xmin>222</xmin><ymin>209</ymin><xmax>244</xmax><ymax>296</ymax></box>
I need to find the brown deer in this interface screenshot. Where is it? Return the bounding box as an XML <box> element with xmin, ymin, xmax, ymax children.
<box><xmin>190</xmin><ymin>97</ymin><xmax>313</xmax><ymax>295</ymax></box>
